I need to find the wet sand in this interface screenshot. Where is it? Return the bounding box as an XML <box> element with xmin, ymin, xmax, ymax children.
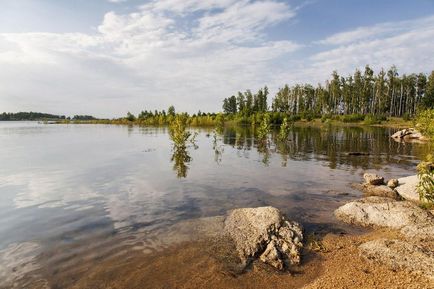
<box><xmin>19</xmin><ymin>226</ymin><xmax>433</xmax><ymax>289</ymax></box>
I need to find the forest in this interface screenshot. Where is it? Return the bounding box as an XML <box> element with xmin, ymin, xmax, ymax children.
<box><xmin>223</xmin><ymin>65</ymin><xmax>434</xmax><ymax>119</ymax></box>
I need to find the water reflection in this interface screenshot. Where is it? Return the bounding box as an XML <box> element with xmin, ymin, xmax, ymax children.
<box><xmin>215</xmin><ymin>125</ymin><xmax>428</xmax><ymax>170</ymax></box>
<box><xmin>0</xmin><ymin>122</ymin><xmax>430</xmax><ymax>288</ymax></box>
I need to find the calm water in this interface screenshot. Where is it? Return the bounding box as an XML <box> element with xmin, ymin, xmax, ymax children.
<box><xmin>0</xmin><ymin>121</ymin><xmax>429</xmax><ymax>288</ymax></box>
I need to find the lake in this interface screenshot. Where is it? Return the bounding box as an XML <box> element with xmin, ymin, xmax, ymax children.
<box><xmin>0</xmin><ymin>121</ymin><xmax>429</xmax><ymax>288</ymax></box>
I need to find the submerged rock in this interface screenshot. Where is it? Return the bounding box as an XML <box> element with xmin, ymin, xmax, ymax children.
<box><xmin>359</xmin><ymin>239</ymin><xmax>434</xmax><ymax>281</ymax></box>
<box><xmin>334</xmin><ymin>197</ymin><xmax>434</xmax><ymax>241</ymax></box>
<box><xmin>395</xmin><ymin>175</ymin><xmax>420</xmax><ymax>202</ymax></box>
<box><xmin>363</xmin><ymin>173</ymin><xmax>384</xmax><ymax>185</ymax></box>
<box><xmin>362</xmin><ymin>184</ymin><xmax>399</xmax><ymax>199</ymax></box>
<box><xmin>224</xmin><ymin>206</ymin><xmax>303</xmax><ymax>270</ymax></box>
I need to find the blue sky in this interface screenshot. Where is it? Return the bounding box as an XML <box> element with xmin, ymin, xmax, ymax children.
<box><xmin>1</xmin><ymin>0</ymin><xmax>434</xmax><ymax>117</ymax></box>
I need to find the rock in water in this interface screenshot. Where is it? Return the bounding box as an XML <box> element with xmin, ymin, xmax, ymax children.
<box><xmin>359</xmin><ymin>239</ymin><xmax>434</xmax><ymax>281</ymax></box>
<box><xmin>224</xmin><ymin>206</ymin><xmax>303</xmax><ymax>270</ymax></box>
<box><xmin>334</xmin><ymin>197</ymin><xmax>434</xmax><ymax>241</ymax></box>
<box><xmin>363</xmin><ymin>173</ymin><xmax>384</xmax><ymax>185</ymax></box>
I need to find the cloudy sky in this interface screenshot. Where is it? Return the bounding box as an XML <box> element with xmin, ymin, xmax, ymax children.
<box><xmin>1</xmin><ymin>0</ymin><xmax>434</xmax><ymax>117</ymax></box>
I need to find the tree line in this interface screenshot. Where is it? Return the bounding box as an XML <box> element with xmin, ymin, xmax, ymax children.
<box><xmin>222</xmin><ymin>65</ymin><xmax>434</xmax><ymax>118</ymax></box>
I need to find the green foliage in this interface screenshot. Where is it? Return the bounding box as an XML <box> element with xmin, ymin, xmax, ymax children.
<box><xmin>341</xmin><ymin>114</ymin><xmax>365</xmax><ymax>123</ymax></box>
<box><xmin>402</xmin><ymin>112</ymin><xmax>411</xmax><ymax>121</ymax></box>
<box><xmin>417</xmin><ymin>154</ymin><xmax>434</xmax><ymax>203</ymax></box>
<box><xmin>363</xmin><ymin>114</ymin><xmax>387</xmax><ymax>125</ymax></box>
<box><xmin>278</xmin><ymin>117</ymin><xmax>291</xmax><ymax>141</ymax></box>
<box><xmin>168</xmin><ymin>105</ymin><xmax>176</xmax><ymax>116</ymax></box>
<box><xmin>257</xmin><ymin>113</ymin><xmax>271</xmax><ymax>140</ymax></box>
<box><xmin>169</xmin><ymin>114</ymin><xmax>191</xmax><ymax>148</ymax></box>
<box><xmin>415</xmin><ymin>109</ymin><xmax>434</xmax><ymax>140</ymax></box>
<box><xmin>0</xmin><ymin>112</ymin><xmax>66</xmax><ymax>121</ymax></box>
<box><xmin>126</xmin><ymin>112</ymin><xmax>136</xmax><ymax>122</ymax></box>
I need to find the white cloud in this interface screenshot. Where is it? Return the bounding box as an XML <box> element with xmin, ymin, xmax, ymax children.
<box><xmin>0</xmin><ymin>1</ymin><xmax>433</xmax><ymax>117</ymax></box>
<box><xmin>308</xmin><ymin>15</ymin><xmax>434</xmax><ymax>81</ymax></box>
<box><xmin>108</xmin><ymin>0</ymin><xmax>127</xmax><ymax>3</ymax></box>
<box><xmin>0</xmin><ymin>0</ymin><xmax>297</xmax><ymax>117</ymax></box>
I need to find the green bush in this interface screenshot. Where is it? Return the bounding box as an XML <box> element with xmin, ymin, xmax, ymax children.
<box><xmin>416</xmin><ymin>109</ymin><xmax>434</xmax><ymax>140</ymax></box>
<box><xmin>363</xmin><ymin>114</ymin><xmax>387</xmax><ymax>125</ymax></box>
<box><xmin>417</xmin><ymin>154</ymin><xmax>434</xmax><ymax>203</ymax></box>
<box><xmin>341</xmin><ymin>114</ymin><xmax>365</xmax><ymax>123</ymax></box>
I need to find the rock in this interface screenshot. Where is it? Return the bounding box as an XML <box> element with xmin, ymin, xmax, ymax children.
<box><xmin>224</xmin><ymin>206</ymin><xmax>303</xmax><ymax>270</ymax></box>
<box><xmin>346</xmin><ymin>152</ymin><xmax>370</xmax><ymax>156</ymax></box>
<box><xmin>391</xmin><ymin>128</ymin><xmax>427</xmax><ymax>142</ymax></box>
<box><xmin>359</xmin><ymin>239</ymin><xmax>434</xmax><ymax>280</ymax></box>
<box><xmin>396</xmin><ymin>175</ymin><xmax>420</xmax><ymax>202</ymax></box>
<box><xmin>386</xmin><ymin>178</ymin><xmax>399</xmax><ymax>189</ymax></box>
<box><xmin>334</xmin><ymin>197</ymin><xmax>434</xmax><ymax>241</ymax></box>
<box><xmin>362</xmin><ymin>184</ymin><xmax>399</xmax><ymax>199</ymax></box>
<box><xmin>363</xmin><ymin>173</ymin><xmax>384</xmax><ymax>185</ymax></box>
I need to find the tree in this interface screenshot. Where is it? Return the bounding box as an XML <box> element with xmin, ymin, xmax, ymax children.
<box><xmin>126</xmin><ymin>112</ymin><xmax>136</xmax><ymax>122</ymax></box>
<box><xmin>168</xmin><ymin>105</ymin><xmax>176</xmax><ymax>116</ymax></box>
<box><xmin>423</xmin><ymin>71</ymin><xmax>434</xmax><ymax>109</ymax></box>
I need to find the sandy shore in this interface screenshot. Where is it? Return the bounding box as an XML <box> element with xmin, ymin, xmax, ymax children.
<box><xmin>22</xmin><ymin>227</ymin><xmax>429</xmax><ymax>289</ymax></box>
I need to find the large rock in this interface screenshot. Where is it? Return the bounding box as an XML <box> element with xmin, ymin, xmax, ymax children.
<box><xmin>396</xmin><ymin>175</ymin><xmax>420</xmax><ymax>202</ymax></box>
<box><xmin>334</xmin><ymin>197</ymin><xmax>434</xmax><ymax>241</ymax></box>
<box><xmin>362</xmin><ymin>184</ymin><xmax>399</xmax><ymax>199</ymax></box>
<box><xmin>224</xmin><ymin>206</ymin><xmax>303</xmax><ymax>270</ymax></box>
<box><xmin>359</xmin><ymin>239</ymin><xmax>434</xmax><ymax>281</ymax></box>
<box><xmin>391</xmin><ymin>128</ymin><xmax>428</xmax><ymax>142</ymax></box>
<box><xmin>363</xmin><ymin>173</ymin><xmax>384</xmax><ymax>185</ymax></box>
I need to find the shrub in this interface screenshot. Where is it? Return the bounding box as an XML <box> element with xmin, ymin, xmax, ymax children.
<box><xmin>341</xmin><ymin>114</ymin><xmax>365</xmax><ymax>123</ymax></box>
<box><xmin>417</xmin><ymin>154</ymin><xmax>434</xmax><ymax>203</ymax></box>
<box><xmin>415</xmin><ymin>109</ymin><xmax>434</xmax><ymax>140</ymax></box>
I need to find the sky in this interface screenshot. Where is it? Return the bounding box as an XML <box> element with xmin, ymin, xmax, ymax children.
<box><xmin>1</xmin><ymin>0</ymin><xmax>434</xmax><ymax>118</ymax></box>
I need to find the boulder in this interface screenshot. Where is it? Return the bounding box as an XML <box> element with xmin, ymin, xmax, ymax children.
<box><xmin>363</xmin><ymin>173</ymin><xmax>384</xmax><ymax>185</ymax></box>
<box><xmin>334</xmin><ymin>197</ymin><xmax>434</xmax><ymax>241</ymax></box>
<box><xmin>362</xmin><ymin>184</ymin><xmax>399</xmax><ymax>199</ymax></box>
<box><xmin>387</xmin><ymin>178</ymin><xmax>399</xmax><ymax>189</ymax></box>
<box><xmin>391</xmin><ymin>128</ymin><xmax>428</xmax><ymax>142</ymax></box>
<box><xmin>359</xmin><ymin>239</ymin><xmax>434</xmax><ymax>281</ymax></box>
<box><xmin>396</xmin><ymin>175</ymin><xmax>420</xmax><ymax>202</ymax></box>
<box><xmin>224</xmin><ymin>206</ymin><xmax>303</xmax><ymax>270</ymax></box>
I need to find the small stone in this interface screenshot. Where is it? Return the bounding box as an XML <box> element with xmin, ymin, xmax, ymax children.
<box><xmin>363</xmin><ymin>173</ymin><xmax>384</xmax><ymax>185</ymax></box>
<box><xmin>386</xmin><ymin>179</ymin><xmax>399</xmax><ymax>189</ymax></box>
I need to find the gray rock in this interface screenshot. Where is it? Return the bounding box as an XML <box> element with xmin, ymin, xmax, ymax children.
<box><xmin>224</xmin><ymin>206</ymin><xmax>303</xmax><ymax>270</ymax></box>
<box><xmin>363</xmin><ymin>184</ymin><xmax>399</xmax><ymax>199</ymax></box>
<box><xmin>387</xmin><ymin>178</ymin><xmax>399</xmax><ymax>189</ymax></box>
<box><xmin>334</xmin><ymin>197</ymin><xmax>434</xmax><ymax>241</ymax></box>
<box><xmin>396</xmin><ymin>175</ymin><xmax>420</xmax><ymax>202</ymax></box>
<box><xmin>363</xmin><ymin>173</ymin><xmax>384</xmax><ymax>185</ymax></box>
<box><xmin>359</xmin><ymin>239</ymin><xmax>434</xmax><ymax>280</ymax></box>
<box><xmin>391</xmin><ymin>128</ymin><xmax>429</xmax><ymax>143</ymax></box>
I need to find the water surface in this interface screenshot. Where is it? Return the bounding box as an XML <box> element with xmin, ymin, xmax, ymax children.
<box><xmin>0</xmin><ymin>121</ymin><xmax>428</xmax><ymax>288</ymax></box>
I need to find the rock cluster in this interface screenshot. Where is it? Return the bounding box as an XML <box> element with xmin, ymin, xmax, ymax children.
<box><xmin>391</xmin><ymin>128</ymin><xmax>427</xmax><ymax>142</ymax></box>
<box><xmin>224</xmin><ymin>206</ymin><xmax>303</xmax><ymax>270</ymax></box>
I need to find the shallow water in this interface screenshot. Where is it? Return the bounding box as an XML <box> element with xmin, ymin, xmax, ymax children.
<box><xmin>0</xmin><ymin>121</ymin><xmax>429</xmax><ymax>288</ymax></box>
